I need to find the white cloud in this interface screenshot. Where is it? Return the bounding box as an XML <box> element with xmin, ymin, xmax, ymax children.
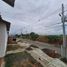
<box><xmin>0</xmin><ymin>0</ymin><xmax>67</xmax><ymax>35</ymax></box>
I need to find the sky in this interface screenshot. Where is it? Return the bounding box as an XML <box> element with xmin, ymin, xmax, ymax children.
<box><xmin>0</xmin><ymin>0</ymin><xmax>67</xmax><ymax>35</ymax></box>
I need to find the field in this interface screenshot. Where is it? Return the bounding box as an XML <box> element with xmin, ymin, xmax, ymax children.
<box><xmin>36</xmin><ymin>35</ymin><xmax>63</xmax><ymax>45</ymax></box>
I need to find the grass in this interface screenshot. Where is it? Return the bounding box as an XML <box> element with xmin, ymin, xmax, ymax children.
<box><xmin>5</xmin><ymin>51</ymin><xmax>43</xmax><ymax>67</ymax></box>
<box><xmin>7</xmin><ymin>45</ymin><xmax>23</xmax><ymax>51</ymax></box>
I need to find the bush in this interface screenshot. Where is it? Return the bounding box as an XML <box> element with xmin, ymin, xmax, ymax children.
<box><xmin>5</xmin><ymin>51</ymin><xmax>43</xmax><ymax>67</ymax></box>
<box><xmin>30</xmin><ymin>32</ymin><xmax>39</xmax><ymax>41</ymax></box>
<box><xmin>60</xmin><ymin>57</ymin><xmax>67</xmax><ymax>63</ymax></box>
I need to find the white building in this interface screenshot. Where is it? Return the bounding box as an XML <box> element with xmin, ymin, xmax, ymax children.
<box><xmin>0</xmin><ymin>15</ymin><xmax>10</xmax><ymax>66</ymax></box>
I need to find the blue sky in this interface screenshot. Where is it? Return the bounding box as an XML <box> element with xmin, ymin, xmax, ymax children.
<box><xmin>0</xmin><ymin>0</ymin><xmax>67</xmax><ymax>35</ymax></box>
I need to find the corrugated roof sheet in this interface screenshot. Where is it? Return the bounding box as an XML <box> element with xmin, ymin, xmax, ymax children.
<box><xmin>2</xmin><ymin>0</ymin><xmax>15</xmax><ymax>7</ymax></box>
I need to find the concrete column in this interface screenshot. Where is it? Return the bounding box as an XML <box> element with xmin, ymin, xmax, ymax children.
<box><xmin>61</xmin><ymin>45</ymin><xmax>67</xmax><ymax>58</ymax></box>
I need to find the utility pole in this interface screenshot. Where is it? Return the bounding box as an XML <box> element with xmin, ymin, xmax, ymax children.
<box><xmin>60</xmin><ymin>4</ymin><xmax>67</xmax><ymax>58</ymax></box>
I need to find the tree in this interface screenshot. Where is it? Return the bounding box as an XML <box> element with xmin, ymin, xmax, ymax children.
<box><xmin>30</xmin><ymin>32</ymin><xmax>39</xmax><ymax>40</ymax></box>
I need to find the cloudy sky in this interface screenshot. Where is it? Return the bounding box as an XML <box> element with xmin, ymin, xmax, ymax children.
<box><xmin>0</xmin><ymin>0</ymin><xmax>67</xmax><ymax>35</ymax></box>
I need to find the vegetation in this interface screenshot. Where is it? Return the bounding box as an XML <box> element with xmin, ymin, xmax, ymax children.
<box><xmin>29</xmin><ymin>32</ymin><xmax>39</xmax><ymax>40</ymax></box>
<box><xmin>5</xmin><ymin>51</ymin><xmax>43</xmax><ymax>67</ymax></box>
<box><xmin>15</xmin><ymin>32</ymin><xmax>39</xmax><ymax>41</ymax></box>
<box><xmin>36</xmin><ymin>35</ymin><xmax>63</xmax><ymax>46</ymax></box>
<box><xmin>15</xmin><ymin>32</ymin><xmax>67</xmax><ymax>45</ymax></box>
<box><xmin>60</xmin><ymin>57</ymin><xmax>67</xmax><ymax>63</ymax></box>
<box><xmin>47</xmin><ymin>35</ymin><xmax>63</xmax><ymax>44</ymax></box>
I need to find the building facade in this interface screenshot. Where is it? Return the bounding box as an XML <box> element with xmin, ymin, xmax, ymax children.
<box><xmin>0</xmin><ymin>15</ymin><xmax>10</xmax><ymax>67</ymax></box>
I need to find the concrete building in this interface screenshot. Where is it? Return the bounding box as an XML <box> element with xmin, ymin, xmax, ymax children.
<box><xmin>0</xmin><ymin>15</ymin><xmax>10</xmax><ymax>67</ymax></box>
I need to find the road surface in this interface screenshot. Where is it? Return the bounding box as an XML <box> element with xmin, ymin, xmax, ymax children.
<box><xmin>19</xmin><ymin>39</ymin><xmax>61</xmax><ymax>54</ymax></box>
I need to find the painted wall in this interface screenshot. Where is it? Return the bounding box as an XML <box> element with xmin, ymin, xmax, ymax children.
<box><xmin>0</xmin><ymin>22</ymin><xmax>8</xmax><ymax>57</ymax></box>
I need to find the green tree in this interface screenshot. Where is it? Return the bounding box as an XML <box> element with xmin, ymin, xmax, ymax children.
<box><xmin>30</xmin><ymin>32</ymin><xmax>39</xmax><ymax>40</ymax></box>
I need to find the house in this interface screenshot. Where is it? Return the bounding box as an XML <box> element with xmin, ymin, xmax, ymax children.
<box><xmin>2</xmin><ymin>0</ymin><xmax>15</xmax><ymax>7</ymax></box>
<box><xmin>0</xmin><ymin>0</ymin><xmax>15</xmax><ymax>66</ymax></box>
<box><xmin>0</xmin><ymin>15</ymin><xmax>10</xmax><ymax>67</ymax></box>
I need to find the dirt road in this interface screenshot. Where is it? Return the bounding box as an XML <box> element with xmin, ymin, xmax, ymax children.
<box><xmin>20</xmin><ymin>39</ymin><xmax>61</xmax><ymax>54</ymax></box>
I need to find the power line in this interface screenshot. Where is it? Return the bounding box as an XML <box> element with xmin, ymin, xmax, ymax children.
<box><xmin>37</xmin><ymin>4</ymin><xmax>67</xmax><ymax>23</ymax></box>
<box><xmin>34</xmin><ymin>24</ymin><xmax>62</xmax><ymax>31</ymax></box>
<box><xmin>37</xmin><ymin>27</ymin><xmax>62</xmax><ymax>33</ymax></box>
<box><xmin>44</xmin><ymin>22</ymin><xmax>61</xmax><ymax>28</ymax></box>
<box><xmin>33</xmin><ymin>21</ymin><xmax>61</xmax><ymax>28</ymax></box>
<box><xmin>37</xmin><ymin>8</ymin><xmax>61</xmax><ymax>22</ymax></box>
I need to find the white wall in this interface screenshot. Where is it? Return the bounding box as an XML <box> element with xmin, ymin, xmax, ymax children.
<box><xmin>0</xmin><ymin>22</ymin><xmax>8</xmax><ymax>57</ymax></box>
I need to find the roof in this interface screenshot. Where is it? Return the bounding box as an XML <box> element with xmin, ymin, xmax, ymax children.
<box><xmin>2</xmin><ymin>0</ymin><xmax>15</xmax><ymax>7</ymax></box>
<box><xmin>0</xmin><ymin>15</ymin><xmax>10</xmax><ymax>31</ymax></box>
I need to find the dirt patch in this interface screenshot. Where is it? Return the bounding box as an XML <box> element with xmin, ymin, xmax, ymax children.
<box><xmin>26</xmin><ymin>47</ymin><xmax>33</xmax><ymax>51</ymax></box>
<box><xmin>42</xmin><ymin>48</ymin><xmax>61</xmax><ymax>58</ymax></box>
<box><xmin>7</xmin><ymin>45</ymin><xmax>23</xmax><ymax>51</ymax></box>
<box><xmin>30</xmin><ymin>45</ymin><xmax>38</xmax><ymax>48</ymax></box>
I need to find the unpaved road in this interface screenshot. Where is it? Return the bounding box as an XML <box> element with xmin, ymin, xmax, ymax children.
<box><xmin>19</xmin><ymin>39</ymin><xmax>61</xmax><ymax>54</ymax></box>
